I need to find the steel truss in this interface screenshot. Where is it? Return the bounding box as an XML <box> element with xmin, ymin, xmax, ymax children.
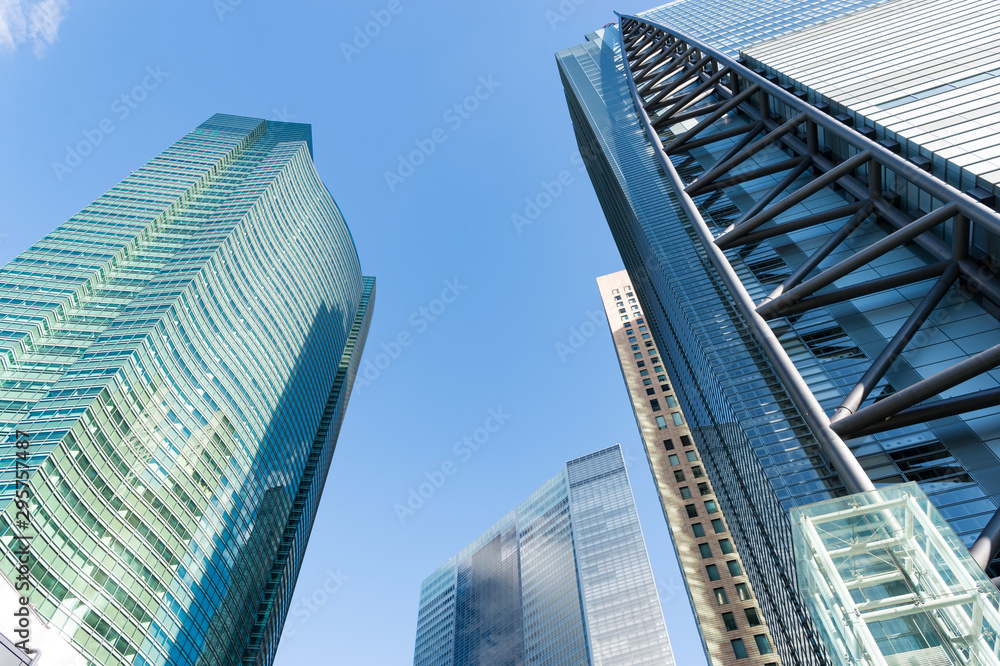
<box><xmin>616</xmin><ymin>15</ymin><xmax>1000</xmax><ymax>571</ymax></box>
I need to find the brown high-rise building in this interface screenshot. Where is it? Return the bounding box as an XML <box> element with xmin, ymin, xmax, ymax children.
<box><xmin>598</xmin><ymin>270</ymin><xmax>780</xmax><ymax>665</ymax></box>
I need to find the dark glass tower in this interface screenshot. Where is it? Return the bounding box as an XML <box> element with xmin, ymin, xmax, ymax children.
<box><xmin>0</xmin><ymin>114</ymin><xmax>374</xmax><ymax>666</ymax></box>
<box><xmin>558</xmin><ymin>4</ymin><xmax>1000</xmax><ymax>665</ymax></box>
<box><xmin>412</xmin><ymin>445</ymin><xmax>674</xmax><ymax>665</ymax></box>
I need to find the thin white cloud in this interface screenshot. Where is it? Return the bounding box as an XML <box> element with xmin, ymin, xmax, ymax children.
<box><xmin>0</xmin><ymin>0</ymin><xmax>69</xmax><ymax>57</ymax></box>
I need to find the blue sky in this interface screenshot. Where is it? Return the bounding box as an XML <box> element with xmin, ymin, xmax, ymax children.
<box><xmin>0</xmin><ymin>1</ymin><xmax>709</xmax><ymax>663</ymax></box>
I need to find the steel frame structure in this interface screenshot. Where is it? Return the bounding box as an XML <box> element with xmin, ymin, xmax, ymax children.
<box><xmin>794</xmin><ymin>486</ymin><xmax>1000</xmax><ymax>665</ymax></box>
<box><xmin>615</xmin><ymin>14</ymin><xmax>1000</xmax><ymax>573</ymax></box>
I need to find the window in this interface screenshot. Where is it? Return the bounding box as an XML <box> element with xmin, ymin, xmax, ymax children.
<box><xmin>649</xmin><ymin>355</ymin><xmax>657</xmax><ymax>362</ymax></box>
<box><xmin>646</xmin><ymin>388</ymin><xmax>655</xmax><ymax>395</ymax></box>
<box><xmin>699</xmin><ymin>543</ymin><xmax>713</xmax><ymax>558</ymax></box>
<box><xmin>639</xmin><ymin>369</ymin><xmax>649</xmax><ymax>376</ymax></box>
<box><xmin>698</xmin><ymin>482</ymin><xmax>710</xmax><ymax>496</ymax></box>
<box><xmin>712</xmin><ymin>518</ymin><xmax>725</xmax><ymax>533</ymax></box>
<box><xmin>636</xmin><ymin>360</ymin><xmax>645</xmax><ymax>367</ymax></box>
<box><xmin>661</xmin><ymin>384</ymin><xmax>670</xmax><ymax>392</ymax></box>
<box><xmin>686</xmin><ymin>504</ymin><xmax>698</xmax><ymax>518</ymax></box>
<box><xmin>754</xmin><ymin>635</ymin><xmax>773</xmax><ymax>655</ymax></box>
<box><xmin>727</xmin><ymin>560</ymin><xmax>742</xmax><ymax>577</ymax></box>
<box><xmin>642</xmin><ymin>333</ymin><xmax>650</xmax><ymax>339</ymax></box>
<box><xmin>657</xmin><ymin>374</ymin><xmax>667</xmax><ymax>382</ymax></box>
<box><xmin>625</xmin><ymin>328</ymin><xmax>632</xmax><ymax>334</ymax></box>
<box><xmin>645</xmin><ymin>341</ymin><xmax>653</xmax><ymax>347</ymax></box>
<box><xmin>633</xmin><ymin>352</ymin><xmax>642</xmax><ymax>359</ymax></box>
<box><xmin>666</xmin><ymin>396</ymin><xmax>677</xmax><ymax>408</ymax></box>
<box><xmin>736</xmin><ymin>583</ymin><xmax>752</xmax><ymax>601</ymax></box>
<box><xmin>692</xmin><ymin>523</ymin><xmax>705</xmax><ymax>538</ymax></box>
<box><xmin>643</xmin><ymin>378</ymin><xmax>653</xmax><ymax>386</ymax></box>
<box><xmin>673</xmin><ymin>470</ymin><xmax>685</xmax><ymax>482</ymax></box>
<box><xmin>628</xmin><ymin>336</ymin><xmax>637</xmax><ymax>343</ymax></box>
<box><xmin>714</xmin><ymin>587</ymin><xmax>729</xmax><ymax>605</ymax></box>
<box><xmin>706</xmin><ymin>500</ymin><xmax>718</xmax><ymax>514</ymax></box>
<box><xmin>693</xmin><ymin>466</ymin><xmax>704</xmax><ymax>478</ymax></box>
<box><xmin>731</xmin><ymin>638</ymin><xmax>749</xmax><ymax>659</ymax></box>
<box><xmin>680</xmin><ymin>487</ymin><xmax>692</xmax><ymax>499</ymax></box>
<box><xmin>706</xmin><ymin>564</ymin><xmax>720</xmax><ymax>581</ymax></box>
<box><xmin>650</xmin><ymin>399</ymin><xmax>661</xmax><ymax>411</ymax></box>
<box><xmin>668</xmin><ymin>455</ymin><xmax>680</xmax><ymax>467</ymax></box>
<box><xmin>627</xmin><ymin>292</ymin><xmax>634</xmax><ymax>297</ymax></box>
<box><xmin>631</xmin><ymin>344</ymin><xmax>639</xmax><ymax>351</ymax></box>
<box><xmin>663</xmin><ymin>439</ymin><xmax>674</xmax><ymax>450</ymax></box>
<box><xmin>672</xmin><ymin>412</ymin><xmax>684</xmax><ymax>425</ymax></box>
<box><xmin>639</xmin><ymin>325</ymin><xmax>647</xmax><ymax>331</ymax></box>
<box><xmin>636</xmin><ymin>318</ymin><xmax>644</xmax><ymax>324</ymax></box>
<box><xmin>632</xmin><ymin>305</ymin><xmax>639</xmax><ymax>310</ymax></box>
<box><xmin>686</xmin><ymin>450</ymin><xmax>698</xmax><ymax>462</ymax></box>
<box><xmin>745</xmin><ymin>608</ymin><xmax>761</xmax><ymax>627</ymax></box>
<box><xmin>653</xmin><ymin>364</ymin><xmax>662</xmax><ymax>371</ymax></box>
<box><xmin>719</xmin><ymin>539</ymin><xmax>734</xmax><ymax>554</ymax></box>
<box><xmin>621</xmin><ymin>315</ymin><xmax>628</xmax><ymax>321</ymax></box>
<box><xmin>722</xmin><ymin>612</ymin><xmax>738</xmax><ymax>631</ymax></box>
<box><xmin>680</xmin><ymin>435</ymin><xmax>692</xmax><ymax>447</ymax></box>
<box><xmin>619</xmin><ymin>308</ymin><xmax>626</xmax><ymax>314</ymax></box>
<box><xmin>656</xmin><ymin>416</ymin><xmax>667</xmax><ymax>429</ymax></box>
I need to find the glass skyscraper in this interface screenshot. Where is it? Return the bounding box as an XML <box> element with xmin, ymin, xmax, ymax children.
<box><xmin>558</xmin><ymin>3</ymin><xmax>1000</xmax><ymax>665</ymax></box>
<box><xmin>0</xmin><ymin>114</ymin><xmax>374</xmax><ymax>666</ymax></box>
<box><xmin>411</xmin><ymin>445</ymin><xmax>674</xmax><ymax>666</ymax></box>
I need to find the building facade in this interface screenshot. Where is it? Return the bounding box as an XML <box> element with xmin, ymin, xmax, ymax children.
<box><xmin>558</xmin><ymin>4</ymin><xmax>1000</xmax><ymax>665</ymax></box>
<box><xmin>412</xmin><ymin>445</ymin><xmax>674</xmax><ymax>666</ymax></box>
<box><xmin>597</xmin><ymin>270</ymin><xmax>779</xmax><ymax>665</ymax></box>
<box><xmin>0</xmin><ymin>114</ymin><xmax>374</xmax><ymax>666</ymax></box>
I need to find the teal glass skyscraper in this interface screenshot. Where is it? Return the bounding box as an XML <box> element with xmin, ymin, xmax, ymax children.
<box><xmin>412</xmin><ymin>445</ymin><xmax>674</xmax><ymax>666</ymax></box>
<box><xmin>0</xmin><ymin>114</ymin><xmax>374</xmax><ymax>666</ymax></box>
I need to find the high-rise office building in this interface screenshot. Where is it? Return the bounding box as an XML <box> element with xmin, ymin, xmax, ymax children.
<box><xmin>597</xmin><ymin>271</ymin><xmax>779</xmax><ymax>665</ymax></box>
<box><xmin>558</xmin><ymin>3</ymin><xmax>1000</xmax><ymax>665</ymax></box>
<box><xmin>0</xmin><ymin>114</ymin><xmax>374</xmax><ymax>666</ymax></box>
<box><xmin>412</xmin><ymin>445</ymin><xmax>674</xmax><ymax>666</ymax></box>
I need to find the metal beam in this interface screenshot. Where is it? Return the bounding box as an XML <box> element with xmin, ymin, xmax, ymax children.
<box><xmin>686</xmin><ymin>112</ymin><xmax>808</xmax><ymax>195</ymax></box>
<box><xmin>768</xmin><ymin>261</ymin><xmax>949</xmax><ymax>318</ymax></box>
<box><xmin>716</xmin><ymin>151</ymin><xmax>872</xmax><ymax>248</ymax></box>
<box><xmin>757</xmin><ymin>202</ymin><xmax>959</xmax><ymax>319</ymax></box>
<box><xmin>831</xmin><ymin>263</ymin><xmax>960</xmax><ymax>421</ymax></box>
<box><xmin>846</xmin><ymin>386</ymin><xmax>1000</xmax><ymax>437</ymax></box>
<box><xmin>971</xmin><ymin>509</ymin><xmax>1000</xmax><ymax>572</ymax></box>
<box><xmin>732</xmin><ymin>201</ymin><xmax>868</xmax><ymax>250</ymax></box>
<box><xmin>692</xmin><ymin>152</ymin><xmax>805</xmax><ymax>194</ymax></box>
<box><xmin>665</xmin><ymin>83</ymin><xmax>761</xmax><ymax>153</ymax></box>
<box><xmin>831</xmin><ymin>342</ymin><xmax>1000</xmax><ymax>436</ymax></box>
<box><xmin>617</xmin><ymin>15</ymin><xmax>876</xmax><ymax>495</ymax></box>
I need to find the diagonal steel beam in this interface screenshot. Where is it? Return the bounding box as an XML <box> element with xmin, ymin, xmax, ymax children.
<box><xmin>720</xmin><ymin>158</ymin><xmax>815</xmax><ymax>239</ymax></box>
<box><xmin>664</xmin><ymin>84</ymin><xmax>761</xmax><ymax>153</ymax></box>
<box><xmin>692</xmin><ymin>152</ymin><xmax>804</xmax><ymax>193</ymax></box>
<box><xmin>846</xmin><ymin>387</ymin><xmax>1000</xmax><ymax>438</ymax></box>
<box><xmin>724</xmin><ymin>201</ymin><xmax>868</xmax><ymax>249</ymax></box>
<box><xmin>657</xmin><ymin>66</ymin><xmax>732</xmax><ymax>124</ymax></box>
<box><xmin>768</xmin><ymin>262</ymin><xmax>950</xmax><ymax>318</ymax></box>
<box><xmin>716</xmin><ymin>150</ymin><xmax>872</xmax><ymax>248</ymax></box>
<box><xmin>831</xmin><ymin>341</ymin><xmax>1000</xmax><ymax>436</ymax></box>
<box><xmin>637</xmin><ymin>46</ymin><xmax>698</xmax><ymax>94</ymax></box>
<box><xmin>756</xmin><ymin>202</ymin><xmax>959</xmax><ymax>319</ymax></box>
<box><xmin>686</xmin><ymin>112</ymin><xmax>808</xmax><ymax>196</ymax></box>
<box><xmin>831</xmin><ymin>262</ymin><xmax>961</xmax><ymax>421</ymax></box>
